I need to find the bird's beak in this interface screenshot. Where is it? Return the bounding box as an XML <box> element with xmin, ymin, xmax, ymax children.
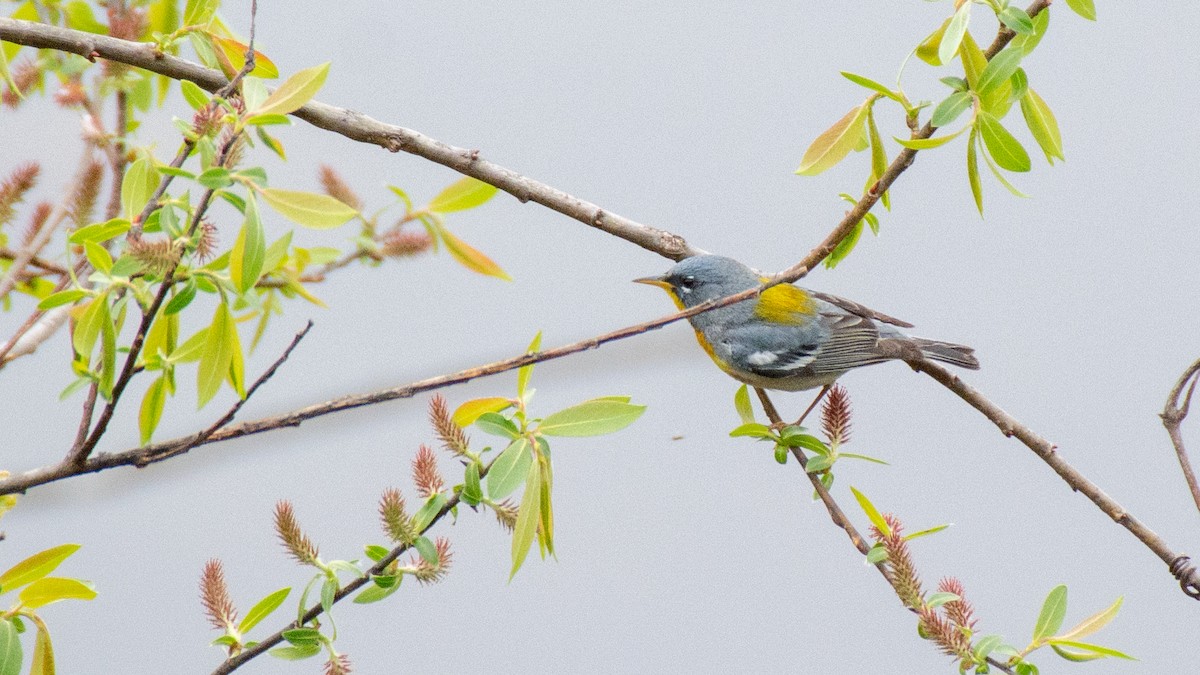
<box><xmin>633</xmin><ymin>275</ymin><xmax>672</xmax><ymax>290</ymax></box>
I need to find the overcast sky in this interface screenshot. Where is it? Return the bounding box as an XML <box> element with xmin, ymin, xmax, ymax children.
<box><xmin>4</xmin><ymin>1</ymin><xmax>1200</xmax><ymax>673</ymax></box>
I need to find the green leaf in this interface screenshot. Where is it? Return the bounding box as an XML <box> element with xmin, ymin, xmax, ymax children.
<box><xmin>959</xmin><ymin>32</ymin><xmax>988</xmax><ymax>91</ymax></box>
<box><xmin>84</xmin><ymin>241</ymin><xmax>113</xmax><ymax>275</ymax></box>
<box><xmin>1064</xmin><ymin>0</ymin><xmax>1096</xmax><ymax>21</ymax></box>
<box><xmin>804</xmin><ymin>455</ymin><xmax>833</xmax><ymax>473</ymax></box>
<box><xmin>538</xmin><ymin>399</ymin><xmax>646</xmax><ymax>437</ymax></box>
<box><xmin>250</xmin><ymin>62</ymin><xmax>330</xmax><ymax>118</ymax></box>
<box><xmin>825</xmin><ymin>221</ymin><xmax>862</xmax><ymax>269</ymax></box>
<box><xmin>893</xmin><ymin>125</ymin><xmax>967</xmax><ymax>149</ymax></box>
<box><xmin>1020</xmin><ymin>88</ymin><xmax>1064</xmax><ymax>163</ymax></box>
<box><xmin>1047</xmin><ymin>640</ymin><xmax>1133</xmax><ymax>661</ymax></box>
<box><xmin>452</xmin><ymin>397</ymin><xmax>512</xmax><ymax>427</ymax></box>
<box><xmin>0</xmin><ymin>619</ymin><xmax>21</xmax><ymax>675</ymax></box>
<box><xmin>1033</xmin><ymin>584</ymin><xmax>1069</xmax><ymax>643</ymax></box>
<box><xmin>903</xmin><ymin>523</ymin><xmax>950</xmax><ymax>541</ymax></box>
<box><xmin>779</xmin><ymin>428</ymin><xmax>830</xmax><ymax>454</ymax></box>
<box><xmin>926</xmin><ymin>592</ymin><xmax>960</xmax><ymax>608</ymax></box>
<box><xmin>320</xmin><ymin>577</ymin><xmax>336</xmax><ymax>613</ymax></box>
<box><xmin>733</xmin><ymin>385</ymin><xmax>754</xmax><ymax>424</ymax></box>
<box><xmin>428</xmin><ymin>176</ymin><xmax>499</xmax><ymax>213</ymax></box>
<box><xmin>68</xmin><ymin>219</ymin><xmax>131</xmax><ymax>244</ymax></box>
<box><xmin>120</xmin><ymin>157</ymin><xmax>159</xmax><ymax>223</ymax></box>
<box><xmin>29</xmin><ymin>618</ymin><xmax>53</xmax><ymax>675</ymax></box>
<box><xmin>183</xmin><ymin>0</ymin><xmax>219</xmax><ymax>26</ymax></box>
<box><xmin>976</xmin><ymin>47</ymin><xmax>1023</xmax><ymax>96</ymax></box>
<box><xmin>865</xmin><ymin>105</ymin><xmax>889</xmax><ymax>209</ymax></box>
<box><xmin>165</xmin><ymin>279</ymin><xmax>197</xmax><ymax>316</ymax></box>
<box><xmin>37</xmin><ymin>289</ymin><xmax>87</xmax><ymax>310</ymax></box>
<box><xmin>268</xmin><ymin>643</ymin><xmax>321</xmax><ymax>660</ymax></box>
<box><xmin>487</xmin><ymin>438</ymin><xmax>532</xmax><ymax>500</ymax></box>
<box><xmin>196</xmin><ymin>167</ymin><xmax>232</xmax><ymax>190</ymax></box>
<box><xmin>840</xmin><ymin>72</ymin><xmax>902</xmax><ymax>103</ymax></box>
<box><xmin>938</xmin><ymin>3</ymin><xmax>972</xmax><ymax>66</ymax></box>
<box><xmin>438</xmin><ymin>225</ymin><xmax>512</xmax><ymax>280</ymax></box>
<box><xmin>230</xmin><ymin>194</ymin><xmax>266</xmax><ymax>293</ymax></box>
<box><xmin>796</xmin><ymin>104</ymin><xmax>866</xmax><ymax>176</ymax></box>
<box><xmin>463</xmin><ymin>462</ymin><xmax>483</xmax><ymax>503</ymax></box>
<box><xmin>18</xmin><ymin>578</ymin><xmax>96</xmax><ymax>609</ymax></box>
<box><xmin>476</xmin><ymin>412</ymin><xmax>520</xmax><ymax>439</ymax></box>
<box><xmin>413</xmin><ymin>536</ymin><xmax>439</xmax><ymax>566</ymax></box>
<box><xmin>0</xmin><ymin>545</ymin><xmax>80</xmax><ymax>594</ymax></box>
<box><xmin>261</xmin><ymin>188</ymin><xmax>357</xmax><ymax>230</ymax></box>
<box><xmin>973</xmin><ymin>634</ymin><xmax>1005</xmax><ymax>661</ymax></box>
<box><xmin>999</xmin><ymin>6</ymin><xmax>1035</xmax><ymax>34</ymax></box>
<box><xmin>410</xmin><ymin>493</ymin><xmax>448</xmax><ymax>532</ymax></box>
<box><xmin>262</xmin><ymin>231</ymin><xmax>294</xmax><ymax>273</ymax></box>
<box><xmin>238</xmin><ymin>587</ymin><xmax>290</xmax><ymax>634</ymax></box>
<box><xmin>72</xmin><ymin>295</ymin><xmax>109</xmax><ymax>362</ymax></box>
<box><xmin>850</xmin><ymin>486</ymin><xmax>890</xmax><ymax>537</ymax></box>
<box><xmin>138</xmin><ymin>375</ymin><xmax>169</xmax><ymax>444</ymax></box>
<box><xmin>1012</xmin><ymin>9</ymin><xmax>1050</xmax><ymax>55</ymax></box>
<box><xmin>509</xmin><ymin>456</ymin><xmax>542</xmax><ymax>580</ymax></box>
<box><xmin>517</xmin><ymin>331</ymin><xmax>542</xmax><ymax>399</ymax></box>
<box><xmin>977</xmin><ymin>112</ymin><xmax>1031</xmax><ymax>172</ymax></box>
<box><xmin>353</xmin><ymin>579</ymin><xmax>401</xmax><ymax>604</ymax></box>
<box><xmin>180</xmin><ymin>79</ymin><xmax>210</xmax><ymax>110</ymax></box>
<box><xmin>916</xmin><ymin>17</ymin><xmax>952</xmax><ymax>66</ymax></box>
<box><xmin>0</xmin><ymin>34</ymin><xmax>21</xmax><ymax>104</ymax></box>
<box><xmin>1055</xmin><ymin>596</ymin><xmax>1122</xmax><ymax>642</ymax></box>
<box><xmin>729</xmin><ymin>422</ymin><xmax>774</xmax><ymax>439</ymax></box>
<box><xmin>197</xmin><ymin>303</ymin><xmax>235</xmax><ymax>408</ymax></box>
<box><xmin>64</xmin><ymin>1</ymin><xmax>108</xmax><ymax>34</ymax></box>
<box><xmin>1009</xmin><ymin>67</ymin><xmax>1029</xmax><ymax>102</ymax></box>
<box><xmin>967</xmin><ymin>127</ymin><xmax>984</xmax><ymax>215</ymax></box>
<box><xmin>281</xmin><ymin>628</ymin><xmax>321</xmax><ymax>645</ymax></box>
<box><xmin>865</xmin><ymin>543</ymin><xmax>888</xmax><ymax>564</ymax></box>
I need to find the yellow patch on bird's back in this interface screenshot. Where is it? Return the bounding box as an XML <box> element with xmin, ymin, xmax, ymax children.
<box><xmin>754</xmin><ymin>283</ymin><xmax>816</xmax><ymax>324</ymax></box>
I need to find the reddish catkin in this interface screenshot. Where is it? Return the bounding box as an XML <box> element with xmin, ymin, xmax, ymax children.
<box><xmin>199</xmin><ymin>559</ymin><xmax>238</xmax><ymax>631</ymax></box>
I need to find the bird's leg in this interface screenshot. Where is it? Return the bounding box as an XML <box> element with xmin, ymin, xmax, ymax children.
<box><xmin>792</xmin><ymin>385</ymin><xmax>832</xmax><ymax>427</ymax></box>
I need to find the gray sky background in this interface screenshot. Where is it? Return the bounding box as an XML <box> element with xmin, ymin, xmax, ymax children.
<box><xmin>4</xmin><ymin>1</ymin><xmax>1200</xmax><ymax>673</ymax></box>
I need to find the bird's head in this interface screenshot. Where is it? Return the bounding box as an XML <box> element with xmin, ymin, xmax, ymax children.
<box><xmin>634</xmin><ymin>255</ymin><xmax>759</xmax><ymax>310</ymax></box>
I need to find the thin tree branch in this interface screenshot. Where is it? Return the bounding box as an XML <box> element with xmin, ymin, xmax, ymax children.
<box><xmin>1162</xmin><ymin>357</ymin><xmax>1200</xmax><ymax>517</ymax></box>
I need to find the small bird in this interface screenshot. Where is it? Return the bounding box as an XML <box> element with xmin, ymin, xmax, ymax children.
<box><xmin>635</xmin><ymin>255</ymin><xmax>979</xmax><ymax>391</ymax></box>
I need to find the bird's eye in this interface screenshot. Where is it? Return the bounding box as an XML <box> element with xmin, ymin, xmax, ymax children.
<box><xmin>678</xmin><ymin>276</ymin><xmax>697</xmax><ymax>291</ymax></box>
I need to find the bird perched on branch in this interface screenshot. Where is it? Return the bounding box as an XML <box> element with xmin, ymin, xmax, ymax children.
<box><xmin>635</xmin><ymin>255</ymin><xmax>979</xmax><ymax>391</ymax></box>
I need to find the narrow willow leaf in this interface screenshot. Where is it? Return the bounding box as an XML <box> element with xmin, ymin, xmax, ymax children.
<box><xmin>904</xmin><ymin>523</ymin><xmax>951</xmax><ymax>541</ymax></box>
<box><xmin>18</xmin><ymin>578</ymin><xmax>96</xmax><ymax>609</ymax></box>
<box><xmin>83</xmin><ymin>241</ymin><xmax>113</xmax><ymax>275</ymax></box>
<box><xmin>438</xmin><ymin>226</ymin><xmax>512</xmax><ymax>280</ymax></box>
<box><xmin>979</xmin><ymin>132</ymin><xmax>1030</xmax><ymax>197</ymax></box>
<box><xmin>973</xmin><ymin>634</ymin><xmax>1005</xmax><ymax>661</ymax></box>
<box><xmin>197</xmin><ymin>303</ymin><xmax>235</xmax><ymax>408</ymax></box>
<box><xmin>967</xmin><ymin>127</ymin><xmax>984</xmax><ymax>215</ymax></box>
<box><xmin>539</xmin><ymin>400</ymin><xmax>646</xmax><ymax>437</ymax></box>
<box><xmin>230</xmin><ymin>195</ymin><xmax>266</xmax><ymax>292</ymax></box>
<box><xmin>537</xmin><ymin>453</ymin><xmax>554</xmax><ymax>558</ymax></box>
<box><xmin>0</xmin><ymin>619</ymin><xmax>21</xmax><ymax>675</ymax></box>
<box><xmin>1065</xmin><ymin>0</ymin><xmax>1096</xmax><ymax>21</ymax></box>
<box><xmin>729</xmin><ymin>422</ymin><xmax>773</xmax><ymax>439</ymax></box>
<box><xmin>98</xmin><ymin>303</ymin><xmax>117</xmax><ymax>399</ymax></box>
<box><xmin>250</xmin><ymin>63</ymin><xmax>330</xmax><ymax>118</ymax></box>
<box><xmin>72</xmin><ymin>295</ymin><xmax>109</xmax><ymax>363</ymax></box>
<box><xmin>269</xmin><ymin>644</ymin><xmax>321</xmax><ymax>660</ymax></box>
<box><xmin>353</xmin><ymin>579</ymin><xmax>401</xmax><ymax>604</ymax></box>
<box><xmin>180</xmin><ymin>79</ymin><xmax>209</xmax><ymax>110</ymax></box>
<box><xmin>938</xmin><ymin>3</ymin><xmax>971</xmax><ymax>66</ymax></box>
<box><xmin>1009</xmin><ymin>67</ymin><xmax>1029</xmax><ymax>102</ymax></box>
<box><xmin>849</xmin><ymin>486</ymin><xmax>890</xmax><ymax>537</ymax></box>
<box><xmin>487</xmin><ymin>438</ymin><xmax>532</xmax><ymax>500</ymax></box>
<box><xmin>796</xmin><ymin>104</ymin><xmax>866</xmax><ymax>176</ymax></box>
<box><xmin>999</xmin><ymin>6</ymin><xmax>1035</xmax><ymax>34</ymax></box>
<box><xmin>977</xmin><ymin>113</ymin><xmax>1031</xmax><ymax>172</ymax></box>
<box><xmin>1020</xmin><ymin>88</ymin><xmax>1065</xmax><ymax>163</ymax></box>
<box><xmin>261</xmin><ymin>187</ymin><xmax>357</xmax><ymax>229</ymax></box>
<box><xmin>139</xmin><ymin>375</ymin><xmax>169</xmax><ymax>444</ymax></box>
<box><xmin>164</xmin><ymin>279</ymin><xmax>197</xmax><ymax>315</ymax></box>
<box><xmin>959</xmin><ymin>32</ymin><xmax>988</xmax><ymax>91</ymax></box>
<box><xmin>37</xmin><ymin>289</ymin><xmax>87</xmax><ymax>310</ymax></box>
<box><xmin>733</xmin><ymin>385</ymin><xmax>754</xmax><ymax>424</ymax></box>
<box><xmin>68</xmin><ymin>219</ymin><xmax>130</xmax><ymax>244</ymax></box>
<box><xmin>509</xmin><ymin>457</ymin><xmax>542</xmax><ymax>580</ymax></box>
<box><xmin>225</xmin><ymin>310</ymin><xmax>245</xmax><ymax>399</ymax></box>
<box><xmin>840</xmin><ymin>72</ymin><xmax>902</xmax><ymax>105</ymax></box>
<box><xmin>893</xmin><ymin>124</ymin><xmax>967</xmax><ymax>150</ymax></box>
<box><xmin>1033</xmin><ymin>585</ymin><xmax>1069</xmax><ymax>642</ymax></box>
<box><xmin>930</xmin><ymin>91</ymin><xmax>973</xmax><ymax>128</ymax></box>
<box><xmin>976</xmin><ymin>47</ymin><xmax>1023</xmax><ymax>96</ymax></box>
<box><xmin>0</xmin><ymin>34</ymin><xmax>21</xmax><ymax>102</ymax></box>
<box><xmin>476</xmin><ymin>412</ymin><xmax>519</xmax><ymax>439</ymax></box>
<box><xmin>1055</xmin><ymin>596</ymin><xmax>1123</xmax><ymax>642</ymax></box>
<box><xmin>517</xmin><ymin>331</ymin><xmax>542</xmax><ymax>398</ymax></box>
<box><xmin>0</xmin><ymin>544</ymin><xmax>81</xmax><ymax>592</ymax></box>
<box><xmin>916</xmin><ymin>17</ymin><xmax>952</xmax><ymax>66</ymax></box>
<box><xmin>427</xmin><ymin>176</ymin><xmax>499</xmax><ymax>213</ymax></box>
<box><xmin>238</xmin><ymin>587</ymin><xmax>290</xmax><ymax>634</ymax></box>
<box><xmin>926</xmin><ymin>592</ymin><xmax>960</xmax><ymax>608</ymax></box>
<box><xmin>29</xmin><ymin>618</ymin><xmax>53</xmax><ymax>675</ymax></box>
<box><xmin>1013</xmin><ymin>9</ymin><xmax>1050</xmax><ymax>55</ymax></box>
<box><xmin>183</xmin><ymin>0</ymin><xmax>218</xmax><ymax>26</ymax></box>
<box><xmin>120</xmin><ymin>157</ymin><xmax>159</xmax><ymax>222</ymax></box>
<box><xmin>866</xmin><ymin>105</ymin><xmax>889</xmax><ymax>208</ymax></box>
<box><xmin>1047</xmin><ymin>640</ymin><xmax>1133</xmax><ymax>661</ymax></box>
<box><xmin>825</xmin><ymin>221</ymin><xmax>863</xmax><ymax>269</ymax></box>
<box><xmin>209</xmin><ymin>35</ymin><xmax>279</xmax><ymax>79</ymax></box>
<box><xmin>452</xmin><ymin>397</ymin><xmax>512</xmax><ymax>427</ymax></box>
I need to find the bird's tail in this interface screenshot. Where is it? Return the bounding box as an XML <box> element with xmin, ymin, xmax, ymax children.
<box><xmin>913</xmin><ymin>338</ymin><xmax>980</xmax><ymax>370</ymax></box>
